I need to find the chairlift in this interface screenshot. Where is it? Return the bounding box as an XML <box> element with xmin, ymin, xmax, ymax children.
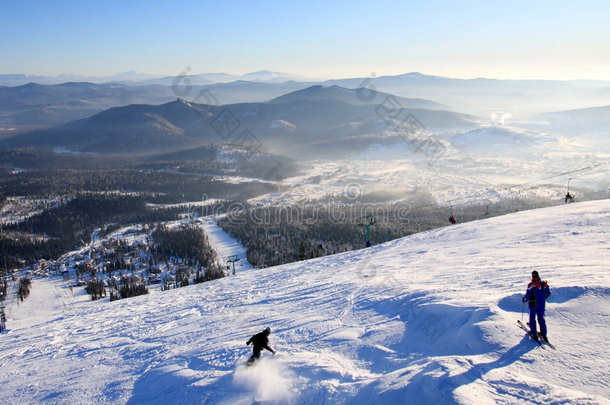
<box><xmin>565</xmin><ymin>178</ymin><xmax>575</xmax><ymax>204</ymax></box>
<box><xmin>359</xmin><ymin>215</ymin><xmax>375</xmax><ymax>247</ymax></box>
<box><xmin>484</xmin><ymin>204</ymin><xmax>490</xmax><ymax>217</ymax></box>
<box><xmin>448</xmin><ymin>204</ymin><xmax>456</xmax><ymax>224</ymax></box>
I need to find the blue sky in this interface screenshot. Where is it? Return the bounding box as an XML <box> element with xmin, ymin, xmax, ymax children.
<box><xmin>1</xmin><ymin>0</ymin><xmax>609</xmax><ymax>80</ymax></box>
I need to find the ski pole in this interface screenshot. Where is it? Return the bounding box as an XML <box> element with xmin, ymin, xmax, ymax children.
<box><xmin>521</xmin><ymin>300</ymin><xmax>525</xmax><ymax>323</ymax></box>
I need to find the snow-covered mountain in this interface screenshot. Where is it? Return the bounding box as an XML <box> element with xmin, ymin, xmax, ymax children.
<box><xmin>1</xmin><ymin>200</ymin><xmax>609</xmax><ymax>404</ymax></box>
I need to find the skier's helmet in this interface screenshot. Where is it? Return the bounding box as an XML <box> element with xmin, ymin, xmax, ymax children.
<box><xmin>264</xmin><ymin>327</ymin><xmax>271</xmax><ymax>334</ymax></box>
<box><xmin>531</xmin><ymin>270</ymin><xmax>539</xmax><ymax>279</ymax></box>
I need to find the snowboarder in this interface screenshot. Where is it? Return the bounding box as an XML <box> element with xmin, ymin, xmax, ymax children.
<box><xmin>522</xmin><ymin>270</ymin><xmax>551</xmax><ymax>342</ymax></box>
<box><xmin>246</xmin><ymin>327</ymin><xmax>276</xmax><ymax>364</ymax></box>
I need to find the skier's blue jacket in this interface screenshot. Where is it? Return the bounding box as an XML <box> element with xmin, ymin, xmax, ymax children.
<box><xmin>523</xmin><ymin>277</ymin><xmax>551</xmax><ymax>309</ymax></box>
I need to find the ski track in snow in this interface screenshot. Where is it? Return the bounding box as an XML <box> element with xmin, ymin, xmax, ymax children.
<box><xmin>0</xmin><ymin>200</ymin><xmax>609</xmax><ymax>404</ymax></box>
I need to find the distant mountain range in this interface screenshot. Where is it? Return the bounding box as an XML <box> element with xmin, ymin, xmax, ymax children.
<box><xmin>0</xmin><ymin>70</ymin><xmax>314</xmax><ymax>87</ymax></box>
<box><xmin>537</xmin><ymin>105</ymin><xmax>610</xmax><ymax>125</ymax></box>
<box><xmin>322</xmin><ymin>72</ymin><xmax>610</xmax><ymax>118</ymax></box>
<box><xmin>535</xmin><ymin>105</ymin><xmax>610</xmax><ymax>135</ymax></box>
<box><xmin>0</xmin><ymin>71</ymin><xmax>162</xmax><ymax>86</ymax></box>
<box><xmin>0</xmin><ymin>82</ymin><xmax>174</xmax><ymax>130</ymax></box>
<box><xmin>0</xmin><ymin>81</ymin><xmax>315</xmax><ymax>131</ymax></box>
<box><xmin>2</xmin><ymin>71</ymin><xmax>608</xmax><ymax>135</ymax></box>
<box><xmin>1</xmin><ymin>71</ymin><xmax>608</xmax><ymax>165</ymax></box>
<box><xmin>1</xmin><ymin>85</ymin><xmax>473</xmax><ymax>158</ymax></box>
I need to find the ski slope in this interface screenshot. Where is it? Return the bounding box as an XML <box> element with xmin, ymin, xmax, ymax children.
<box><xmin>198</xmin><ymin>216</ymin><xmax>253</xmax><ymax>273</ymax></box>
<box><xmin>1</xmin><ymin>200</ymin><xmax>609</xmax><ymax>404</ymax></box>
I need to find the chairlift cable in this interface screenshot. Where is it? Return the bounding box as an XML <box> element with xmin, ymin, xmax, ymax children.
<box><xmin>402</xmin><ymin>161</ymin><xmax>608</xmax><ymax>214</ymax></box>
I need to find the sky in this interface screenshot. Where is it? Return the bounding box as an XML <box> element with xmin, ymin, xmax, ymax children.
<box><xmin>1</xmin><ymin>0</ymin><xmax>609</xmax><ymax>80</ymax></box>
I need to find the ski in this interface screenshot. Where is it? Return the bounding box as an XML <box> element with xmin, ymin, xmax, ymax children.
<box><xmin>538</xmin><ymin>333</ymin><xmax>556</xmax><ymax>350</ymax></box>
<box><xmin>517</xmin><ymin>320</ymin><xmax>544</xmax><ymax>348</ymax></box>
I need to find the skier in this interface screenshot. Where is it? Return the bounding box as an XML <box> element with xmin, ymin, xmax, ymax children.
<box><xmin>565</xmin><ymin>192</ymin><xmax>574</xmax><ymax>204</ymax></box>
<box><xmin>522</xmin><ymin>270</ymin><xmax>551</xmax><ymax>342</ymax></box>
<box><xmin>246</xmin><ymin>327</ymin><xmax>276</xmax><ymax>364</ymax></box>
<box><xmin>449</xmin><ymin>215</ymin><xmax>457</xmax><ymax>224</ymax></box>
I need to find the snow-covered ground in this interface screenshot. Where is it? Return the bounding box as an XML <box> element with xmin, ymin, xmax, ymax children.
<box><xmin>198</xmin><ymin>216</ymin><xmax>253</xmax><ymax>273</ymax></box>
<box><xmin>0</xmin><ymin>196</ymin><xmax>65</xmax><ymax>226</ymax></box>
<box><xmin>146</xmin><ymin>199</ymin><xmax>220</xmax><ymax>211</ymax></box>
<box><xmin>1</xmin><ymin>200</ymin><xmax>609</xmax><ymax>404</ymax></box>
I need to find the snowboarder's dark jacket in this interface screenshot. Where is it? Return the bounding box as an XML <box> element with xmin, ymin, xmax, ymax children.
<box><xmin>523</xmin><ymin>277</ymin><xmax>551</xmax><ymax>309</ymax></box>
<box><xmin>247</xmin><ymin>331</ymin><xmax>275</xmax><ymax>358</ymax></box>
